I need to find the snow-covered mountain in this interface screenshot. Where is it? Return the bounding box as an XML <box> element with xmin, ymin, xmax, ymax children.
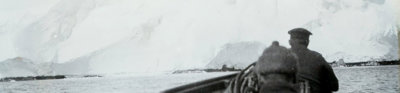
<box><xmin>0</xmin><ymin>57</ymin><xmax>38</xmax><ymax>77</ymax></box>
<box><xmin>0</xmin><ymin>0</ymin><xmax>398</xmax><ymax>76</ymax></box>
<box><xmin>206</xmin><ymin>41</ymin><xmax>266</xmax><ymax>69</ymax></box>
<box><xmin>0</xmin><ymin>57</ymin><xmax>91</xmax><ymax>78</ymax></box>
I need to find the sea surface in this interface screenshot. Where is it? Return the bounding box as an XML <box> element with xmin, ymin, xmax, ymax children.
<box><xmin>0</xmin><ymin>65</ymin><xmax>398</xmax><ymax>93</ymax></box>
<box><xmin>334</xmin><ymin>65</ymin><xmax>399</xmax><ymax>93</ymax></box>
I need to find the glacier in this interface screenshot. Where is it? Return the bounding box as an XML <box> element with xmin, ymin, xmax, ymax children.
<box><xmin>0</xmin><ymin>0</ymin><xmax>399</xmax><ymax>77</ymax></box>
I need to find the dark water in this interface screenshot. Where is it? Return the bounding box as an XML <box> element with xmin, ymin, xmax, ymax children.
<box><xmin>334</xmin><ymin>65</ymin><xmax>399</xmax><ymax>93</ymax></box>
<box><xmin>0</xmin><ymin>66</ymin><xmax>398</xmax><ymax>93</ymax></box>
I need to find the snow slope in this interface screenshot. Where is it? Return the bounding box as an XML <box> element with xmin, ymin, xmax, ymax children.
<box><xmin>0</xmin><ymin>0</ymin><xmax>398</xmax><ymax>76</ymax></box>
<box><xmin>206</xmin><ymin>41</ymin><xmax>266</xmax><ymax>69</ymax></box>
<box><xmin>0</xmin><ymin>57</ymin><xmax>38</xmax><ymax>77</ymax></box>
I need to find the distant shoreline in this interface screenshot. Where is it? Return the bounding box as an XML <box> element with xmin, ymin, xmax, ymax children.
<box><xmin>329</xmin><ymin>60</ymin><xmax>399</xmax><ymax>67</ymax></box>
<box><xmin>0</xmin><ymin>75</ymin><xmax>102</xmax><ymax>82</ymax></box>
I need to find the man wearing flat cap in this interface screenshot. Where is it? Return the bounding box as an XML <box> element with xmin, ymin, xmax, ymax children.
<box><xmin>288</xmin><ymin>28</ymin><xmax>339</xmax><ymax>93</ymax></box>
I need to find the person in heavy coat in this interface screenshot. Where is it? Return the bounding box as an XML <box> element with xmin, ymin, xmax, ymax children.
<box><xmin>288</xmin><ymin>28</ymin><xmax>339</xmax><ymax>93</ymax></box>
<box><xmin>225</xmin><ymin>41</ymin><xmax>299</xmax><ymax>93</ymax></box>
<box><xmin>254</xmin><ymin>41</ymin><xmax>299</xmax><ymax>93</ymax></box>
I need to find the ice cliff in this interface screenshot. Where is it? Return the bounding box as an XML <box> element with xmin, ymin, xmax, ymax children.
<box><xmin>0</xmin><ymin>0</ymin><xmax>398</xmax><ymax>76</ymax></box>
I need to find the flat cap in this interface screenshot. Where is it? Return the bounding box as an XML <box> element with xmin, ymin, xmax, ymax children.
<box><xmin>288</xmin><ymin>28</ymin><xmax>312</xmax><ymax>40</ymax></box>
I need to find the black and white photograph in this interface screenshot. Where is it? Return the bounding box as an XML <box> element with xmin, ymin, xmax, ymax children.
<box><xmin>0</xmin><ymin>0</ymin><xmax>399</xmax><ymax>93</ymax></box>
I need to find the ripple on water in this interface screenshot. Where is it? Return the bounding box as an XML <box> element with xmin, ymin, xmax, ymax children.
<box><xmin>334</xmin><ymin>65</ymin><xmax>399</xmax><ymax>93</ymax></box>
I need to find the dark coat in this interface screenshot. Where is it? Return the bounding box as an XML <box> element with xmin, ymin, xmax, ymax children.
<box><xmin>290</xmin><ymin>48</ymin><xmax>339</xmax><ymax>93</ymax></box>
